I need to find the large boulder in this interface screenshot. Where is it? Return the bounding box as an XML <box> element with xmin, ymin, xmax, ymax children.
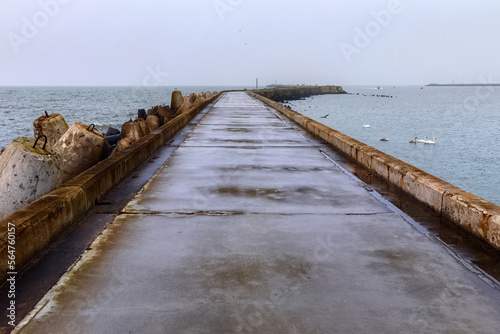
<box><xmin>147</xmin><ymin>105</ymin><xmax>175</xmax><ymax>125</ymax></box>
<box><xmin>111</xmin><ymin>137</ymin><xmax>136</xmax><ymax>156</ymax></box>
<box><xmin>0</xmin><ymin>136</ymin><xmax>62</xmax><ymax>220</ymax></box>
<box><xmin>53</xmin><ymin>122</ymin><xmax>105</xmax><ymax>183</ymax></box>
<box><xmin>137</xmin><ymin>118</ymin><xmax>150</xmax><ymax>136</ymax></box>
<box><xmin>121</xmin><ymin>119</ymin><xmax>144</xmax><ymax>142</ymax></box>
<box><xmin>146</xmin><ymin>115</ymin><xmax>160</xmax><ymax>131</ymax></box>
<box><xmin>171</xmin><ymin>91</ymin><xmax>184</xmax><ymax>111</ymax></box>
<box><xmin>174</xmin><ymin>101</ymin><xmax>192</xmax><ymax>117</ymax></box>
<box><xmin>189</xmin><ymin>93</ymin><xmax>197</xmax><ymax>104</ymax></box>
<box><xmin>196</xmin><ymin>93</ymin><xmax>206</xmax><ymax>104</ymax></box>
<box><xmin>33</xmin><ymin>111</ymin><xmax>69</xmax><ymax>146</ymax></box>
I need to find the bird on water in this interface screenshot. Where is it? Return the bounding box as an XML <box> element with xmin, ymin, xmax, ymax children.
<box><xmin>416</xmin><ymin>136</ymin><xmax>428</xmax><ymax>143</ymax></box>
<box><xmin>363</xmin><ymin>122</ymin><xmax>370</xmax><ymax>128</ymax></box>
<box><xmin>424</xmin><ymin>137</ymin><xmax>436</xmax><ymax>144</ymax></box>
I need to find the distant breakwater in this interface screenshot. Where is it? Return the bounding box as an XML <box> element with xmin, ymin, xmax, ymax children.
<box><xmin>426</xmin><ymin>83</ymin><xmax>500</xmax><ymax>87</ymax></box>
<box><xmin>251</xmin><ymin>85</ymin><xmax>346</xmax><ymax>102</ymax></box>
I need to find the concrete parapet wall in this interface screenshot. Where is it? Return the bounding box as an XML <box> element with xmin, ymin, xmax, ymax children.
<box><xmin>247</xmin><ymin>91</ymin><xmax>500</xmax><ymax>251</ymax></box>
<box><xmin>251</xmin><ymin>85</ymin><xmax>345</xmax><ymax>102</ymax></box>
<box><xmin>0</xmin><ymin>94</ymin><xmax>221</xmax><ymax>283</ymax></box>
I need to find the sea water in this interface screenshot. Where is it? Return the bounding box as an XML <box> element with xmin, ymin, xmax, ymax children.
<box><xmin>0</xmin><ymin>85</ymin><xmax>244</xmax><ymax>150</ymax></box>
<box><xmin>287</xmin><ymin>86</ymin><xmax>500</xmax><ymax>205</ymax></box>
<box><xmin>0</xmin><ymin>85</ymin><xmax>498</xmax><ymax>205</ymax></box>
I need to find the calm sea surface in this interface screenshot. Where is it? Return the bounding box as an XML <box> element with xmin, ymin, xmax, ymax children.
<box><xmin>0</xmin><ymin>85</ymin><xmax>499</xmax><ymax>205</ymax></box>
<box><xmin>0</xmin><ymin>85</ymin><xmax>244</xmax><ymax>150</ymax></box>
<box><xmin>288</xmin><ymin>85</ymin><xmax>500</xmax><ymax>205</ymax></box>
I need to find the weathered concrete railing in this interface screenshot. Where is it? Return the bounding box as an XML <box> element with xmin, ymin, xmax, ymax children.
<box><xmin>0</xmin><ymin>93</ymin><xmax>221</xmax><ymax>283</ymax></box>
<box><xmin>248</xmin><ymin>90</ymin><xmax>500</xmax><ymax>251</ymax></box>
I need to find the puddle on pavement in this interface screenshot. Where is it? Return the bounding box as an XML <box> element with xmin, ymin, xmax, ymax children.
<box><xmin>219</xmin><ymin>128</ymin><xmax>253</xmax><ymax>133</ymax></box>
<box><xmin>216</xmin><ymin>187</ymin><xmax>285</xmax><ymax>201</ymax></box>
<box><xmin>200</xmin><ymin>255</ymin><xmax>313</xmax><ymax>292</ymax></box>
<box><xmin>218</xmin><ymin>165</ymin><xmax>326</xmax><ymax>173</ymax></box>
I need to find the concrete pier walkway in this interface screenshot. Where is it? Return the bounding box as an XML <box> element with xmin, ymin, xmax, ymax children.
<box><xmin>16</xmin><ymin>92</ymin><xmax>500</xmax><ymax>333</ymax></box>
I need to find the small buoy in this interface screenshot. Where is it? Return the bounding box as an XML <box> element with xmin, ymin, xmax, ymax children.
<box><xmin>0</xmin><ymin>136</ymin><xmax>62</xmax><ymax>220</ymax></box>
<box><xmin>54</xmin><ymin>122</ymin><xmax>105</xmax><ymax>182</ymax></box>
<box><xmin>33</xmin><ymin>111</ymin><xmax>69</xmax><ymax>146</ymax></box>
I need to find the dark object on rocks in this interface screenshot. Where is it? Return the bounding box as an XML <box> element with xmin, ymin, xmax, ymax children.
<box><xmin>105</xmin><ymin>134</ymin><xmax>121</xmax><ymax>146</ymax></box>
<box><xmin>100</xmin><ymin>140</ymin><xmax>113</xmax><ymax>161</ymax></box>
<box><xmin>138</xmin><ymin>109</ymin><xmax>147</xmax><ymax>120</ymax></box>
<box><xmin>105</xmin><ymin>127</ymin><xmax>120</xmax><ymax>136</ymax></box>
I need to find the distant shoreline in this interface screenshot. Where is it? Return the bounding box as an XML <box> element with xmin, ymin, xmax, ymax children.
<box><xmin>426</xmin><ymin>83</ymin><xmax>500</xmax><ymax>87</ymax></box>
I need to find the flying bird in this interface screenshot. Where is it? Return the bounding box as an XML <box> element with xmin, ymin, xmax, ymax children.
<box><xmin>320</xmin><ymin>114</ymin><xmax>329</xmax><ymax>119</ymax></box>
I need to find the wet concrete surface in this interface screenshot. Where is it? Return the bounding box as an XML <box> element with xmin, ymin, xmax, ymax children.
<box><xmin>0</xmin><ymin>100</ymin><xmax>218</xmax><ymax>334</ymax></box>
<box><xmin>14</xmin><ymin>92</ymin><xmax>500</xmax><ymax>333</ymax></box>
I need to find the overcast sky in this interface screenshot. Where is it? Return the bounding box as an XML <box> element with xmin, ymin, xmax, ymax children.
<box><xmin>1</xmin><ymin>0</ymin><xmax>499</xmax><ymax>87</ymax></box>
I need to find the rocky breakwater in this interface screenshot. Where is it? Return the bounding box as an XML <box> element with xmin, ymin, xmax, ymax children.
<box><xmin>0</xmin><ymin>89</ymin><xmax>218</xmax><ymax>220</ymax></box>
<box><xmin>252</xmin><ymin>85</ymin><xmax>346</xmax><ymax>103</ymax></box>
<box><xmin>0</xmin><ymin>89</ymin><xmax>219</xmax><ymax>283</ymax></box>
